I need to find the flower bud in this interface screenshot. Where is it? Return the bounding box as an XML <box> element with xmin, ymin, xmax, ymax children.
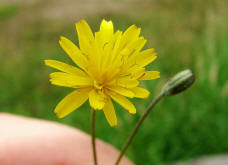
<box><xmin>162</xmin><ymin>69</ymin><xmax>195</xmax><ymax>96</ymax></box>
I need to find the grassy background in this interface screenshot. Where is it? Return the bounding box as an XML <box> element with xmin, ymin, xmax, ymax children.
<box><xmin>0</xmin><ymin>0</ymin><xmax>228</xmax><ymax>164</ymax></box>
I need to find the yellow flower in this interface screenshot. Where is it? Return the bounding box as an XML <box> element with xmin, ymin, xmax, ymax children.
<box><xmin>45</xmin><ymin>19</ymin><xmax>160</xmax><ymax>126</ymax></box>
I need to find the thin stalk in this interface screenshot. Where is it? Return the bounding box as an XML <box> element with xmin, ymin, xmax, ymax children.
<box><xmin>91</xmin><ymin>109</ymin><xmax>98</xmax><ymax>165</ymax></box>
<box><xmin>115</xmin><ymin>92</ymin><xmax>165</xmax><ymax>165</ymax></box>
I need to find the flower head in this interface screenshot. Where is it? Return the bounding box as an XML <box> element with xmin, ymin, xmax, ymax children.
<box><xmin>45</xmin><ymin>19</ymin><xmax>160</xmax><ymax>126</ymax></box>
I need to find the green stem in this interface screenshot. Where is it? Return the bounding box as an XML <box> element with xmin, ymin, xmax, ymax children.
<box><xmin>91</xmin><ymin>109</ymin><xmax>98</xmax><ymax>165</ymax></box>
<box><xmin>115</xmin><ymin>92</ymin><xmax>165</xmax><ymax>165</ymax></box>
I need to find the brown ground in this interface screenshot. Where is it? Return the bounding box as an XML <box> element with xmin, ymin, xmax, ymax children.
<box><xmin>1</xmin><ymin>0</ymin><xmax>132</xmax><ymax>21</ymax></box>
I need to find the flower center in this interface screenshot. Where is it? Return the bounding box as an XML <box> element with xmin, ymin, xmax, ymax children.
<box><xmin>94</xmin><ymin>80</ymin><xmax>103</xmax><ymax>90</ymax></box>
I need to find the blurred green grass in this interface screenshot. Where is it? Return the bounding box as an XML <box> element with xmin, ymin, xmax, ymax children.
<box><xmin>0</xmin><ymin>4</ymin><xmax>18</xmax><ymax>21</ymax></box>
<box><xmin>0</xmin><ymin>0</ymin><xmax>228</xmax><ymax>164</ymax></box>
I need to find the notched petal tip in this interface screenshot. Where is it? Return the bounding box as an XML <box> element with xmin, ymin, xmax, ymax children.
<box><xmin>90</xmin><ymin>103</ymin><xmax>103</xmax><ymax>110</ymax></box>
<box><xmin>131</xmin><ymin>87</ymin><xmax>150</xmax><ymax>99</ymax></box>
<box><xmin>44</xmin><ymin>59</ymin><xmax>57</xmax><ymax>67</ymax></box>
<box><xmin>49</xmin><ymin>73</ymin><xmax>52</xmax><ymax>79</ymax></box>
<box><xmin>129</xmin><ymin>109</ymin><xmax>136</xmax><ymax>114</ymax></box>
<box><xmin>151</xmin><ymin>55</ymin><xmax>158</xmax><ymax>64</ymax></box>
<box><xmin>157</xmin><ymin>72</ymin><xmax>161</xmax><ymax>78</ymax></box>
<box><xmin>90</xmin><ymin>105</ymin><xmax>104</xmax><ymax>111</ymax></box>
<box><xmin>101</xmin><ymin>18</ymin><xmax>112</xmax><ymax>24</ymax></box>
<box><xmin>131</xmin><ymin>25</ymin><xmax>141</xmax><ymax>33</ymax></box>
<box><xmin>44</xmin><ymin>59</ymin><xmax>49</xmax><ymax>65</ymax></box>
<box><xmin>54</xmin><ymin>111</ymin><xmax>64</xmax><ymax>119</ymax></box>
<box><xmin>58</xmin><ymin>36</ymin><xmax>66</xmax><ymax>45</ymax></box>
<box><xmin>75</xmin><ymin>19</ymin><xmax>87</xmax><ymax>27</ymax></box>
<box><xmin>59</xmin><ymin>36</ymin><xmax>63</xmax><ymax>41</ymax></box>
<box><xmin>49</xmin><ymin>72</ymin><xmax>56</xmax><ymax>78</ymax></box>
<box><xmin>110</xmin><ymin>122</ymin><xmax>118</xmax><ymax>127</ymax></box>
<box><xmin>131</xmin><ymin>24</ymin><xmax>137</xmax><ymax>29</ymax></box>
<box><xmin>151</xmin><ymin>48</ymin><xmax>156</xmax><ymax>52</ymax></box>
<box><xmin>144</xmin><ymin>92</ymin><xmax>150</xmax><ymax>99</ymax></box>
<box><xmin>127</xmin><ymin>106</ymin><xmax>136</xmax><ymax>114</ymax></box>
<box><xmin>154</xmin><ymin>55</ymin><xmax>158</xmax><ymax>60</ymax></box>
<box><xmin>77</xmin><ymin>19</ymin><xmax>86</xmax><ymax>24</ymax></box>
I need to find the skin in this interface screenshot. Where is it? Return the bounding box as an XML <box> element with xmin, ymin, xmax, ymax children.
<box><xmin>0</xmin><ymin>113</ymin><xmax>133</xmax><ymax>165</ymax></box>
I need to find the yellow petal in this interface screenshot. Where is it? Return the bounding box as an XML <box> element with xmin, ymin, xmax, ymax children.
<box><xmin>131</xmin><ymin>87</ymin><xmax>150</xmax><ymax>98</ymax></box>
<box><xmin>103</xmin><ymin>97</ymin><xmax>117</xmax><ymax>127</ymax></box>
<box><xmin>121</xmin><ymin>38</ymin><xmax>147</xmax><ymax>73</ymax></box>
<box><xmin>126</xmin><ymin>37</ymin><xmax>147</xmax><ymax>55</ymax></box>
<box><xmin>50</xmin><ymin>72</ymin><xmax>92</xmax><ymax>88</ymax></box>
<box><xmin>117</xmin><ymin>77</ymin><xmax>139</xmax><ymax>88</ymax></box>
<box><xmin>139</xmin><ymin>71</ymin><xmax>160</xmax><ymax>80</ymax></box>
<box><xmin>119</xmin><ymin>25</ymin><xmax>141</xmax><ymax>50</ymax></box>
<box><xmin>130</xmin><ymin>67</ymin><xmax>145</xmax><ymax>79</ymax></box>
<box><xmin>75</xmin><ymin>19</ymin><xmax>94</xmax><ymax>42</ymax></box>
<box><xmin>54</xmin><ymin>88</ymin><xmax>90</xmax><ymax>118</ymax></box>
<box><xmin>89</xmin><ymin>89</ymin><xmax>106</xmax><ymax>110</ymax></box>
<box><xmin>109</xmin><ymin>31</ymin><xmax>122</xmax><ymax>63</ymax></box>
<box><xmin>50</xmin><ymin>78</ymin><xmax>75</xmax><ymax>88</ymax></box>
<box><xmin>59</xmin><ymin>36</ymin><xmax>88</xmax><ymax>70</ymax></box>
<box><xmin>99</xmin><ymin>19</ymin><xmax>114</xmax><ymax>43</ymax></box>
<box><xmin>107</xmin><ymin>86</ymin><xmax>135</xmax><ymax>98</ymax></box>
<box><xmin>102</xmin><ymin>31</ymin><xmax>122</xmax><ymax>71</ymax></box>
<box><xmin>113</xmin><ymin>36</ymin><xmax>146</xmax><ymax>73</ymax></box>
<box><xmin>87</xmin><ymin>40</ymin><xmax>103</xmax><ymax>74</ymax></box>
<box><xmin>136</xmin><ymin>48</ymin><xmax>157</xmax><ymax>67</ymax></box>
<box><xmin>45</xmin><ymin>60</ymin><xmax>86</xmax><ymax>77</ymax></box>
<box><xmin>108</xmin><ymin>91</ymin><xmax>136</xmax><ymax>114</ymax></box>
<box><xmin>75</xmin><ymin>20</ymin><xmax>94</xmax><ymax>55</ymax></box>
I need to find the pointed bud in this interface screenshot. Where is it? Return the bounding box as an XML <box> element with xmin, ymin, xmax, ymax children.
<box><xmin>161</xmin><ymin>69</ymin><xmax>195</xmax><ymax>96</ymax></box>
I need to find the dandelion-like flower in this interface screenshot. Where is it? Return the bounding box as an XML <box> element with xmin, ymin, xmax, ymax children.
<box><xmin>45</xmin><ymin>19</ymin><xmax>160</xmax><ymax>126</ymax></box>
